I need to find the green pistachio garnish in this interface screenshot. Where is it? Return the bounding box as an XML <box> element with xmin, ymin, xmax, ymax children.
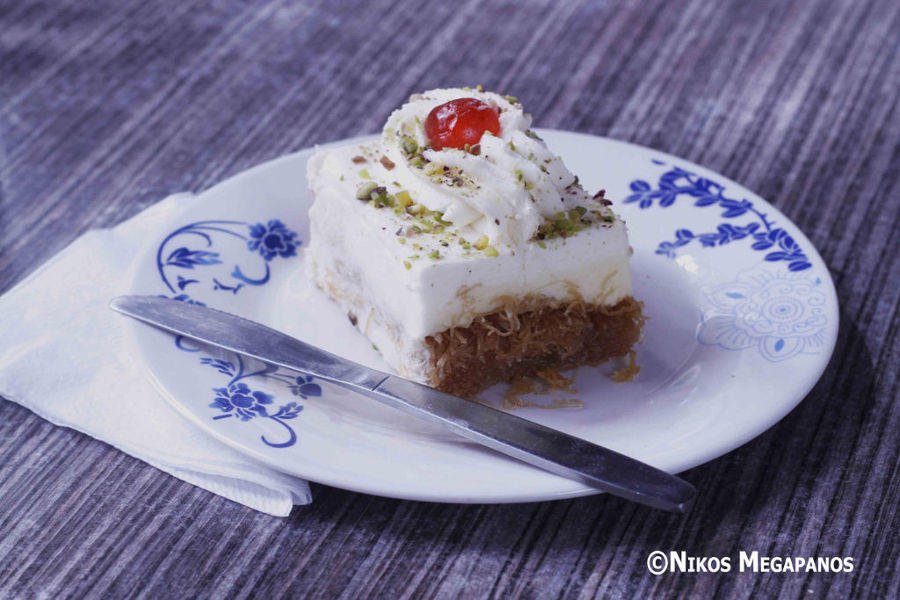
<box><xmin>513</xmin><ymin>169</ymin><xmax>533</xmax><ymax>190</ymax></box>
<box><xmin>569</xmin><ymin>206</ymin><xmax>587</xmax><ymax>220</ymax></box>
<box><xmin>484</xmin><ymin>246</ymin><xmax>499</xmax><ymax>257</ymax></box>
<box><xmin>428</xmin><ymin>249</ymin><xmax>441</xmax><ymax>260</ymax></box>
<box><xmin>475</xmin><ymin>84</ymin><xmax>484</xmax><ymax>92</ymax></box>
<box><xmin>474</xmin><ymin>235</ymin><xmax>489</xmax><ymax>250</ymax></box>
<box><xmin>395</xmin><ymin>190</ymin><xmax>413</xmax><ymax>207</ymax></box>
<box><xmin>356</xmin><ymin>182</ymin><xmax>378</xmax><ymax>200</ymax></box>
<box><xmin>403</xmin><ymin>261</ymin><xmax>412</xmax><ymax>270</ymax></box>
<box><xmin>504</xmin><ymin>94</ymin><xmax>519</xmax><ymax>105</ymax></box>
<box><xmin>369</xmin><ymin>186</ymin><xmax>393</xmax><ymax>208</ymax></box>
<box><xmin>534</xmin><ymin>205</ymin><xmax>590</xmax><ymax>239</ymax></box>
<box><xmin>507</xmin><ymin>140</ymin><xmax>517</xmax><ymax>152</ymax></box>
<box><xmin>524</xmin><ymin>129</ymin><xmax>542</xmax><ymax>141</ymax></box>
<box><xmin>433</xmin><ymin>211</ymin><xmax>452</xmax><ymax>226</ymax></box>
<box><xmin>537</xmin><ymin>240</ymin><xmax>547</xmax><ymax>249</ymax></box>
<box><xmin>359</xmin><ymin>168</ymin><xmax>371</xmax><ymax>179</ymax></box>
<box><xmin>400</xmin><ymin>136</ymin><xmax>418</xmax><ymax>157</ymax></box>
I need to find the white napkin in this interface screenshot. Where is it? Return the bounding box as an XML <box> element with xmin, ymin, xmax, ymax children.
<box><xmin>0</xmin><ymin>194</ymin><xmax>311</xmax><ymax>516</ymax></box>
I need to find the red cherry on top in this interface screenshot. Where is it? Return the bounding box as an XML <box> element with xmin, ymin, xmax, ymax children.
<box><xmin>425</xmin><ymin>97</ymin><xmax>501</xmax><ymax>150</ymax></box>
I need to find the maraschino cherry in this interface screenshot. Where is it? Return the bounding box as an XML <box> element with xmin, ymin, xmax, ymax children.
<box><xmin>425</xmin><ymin>98</ymin><xmax>500</xmax><ymax>151</ymax></box>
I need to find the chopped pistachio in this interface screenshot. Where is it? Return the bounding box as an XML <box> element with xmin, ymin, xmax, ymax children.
<box><xmin>513</xmin><ymin>169</ymin><xmax>533</xmax><ymax>190</ymax></box>
<box><xmin>474</xmin><ymin>235</ymin><xmax>489</xmax><ymax>250</ymax></box>
<box><xmin>397</xmin><ymin>237</ymin><xmax>407</xmax><ymax>245</ymax></box>
<box><xmin>475</xmin><ymin>84</ymin><xmax>484</xmax><ymax>92</ymax></box>
<box><xmin>359</xmin><ymin>168</ymin><xmax>371</xmax><ymax>179</ymax></box>
<box><xmin>504</xmin><ymin>94</ymin><xmax>519</xmax><ymax>105</ymax></box>
<box><xmin>433</xmin><ymin>211</ymin><xmax>452</xmax><ymax>226</ymax></box>
<box><xmin>395</xmin><ymin>190</ymin><xmax>413</xmax><ymax>207</ymax></box>
<box><xmin>569</xmin><ymin>206</ymin><xmax>588</xmax><ymax>220</ymax></box>
<box><xmin>428</xmin><ymin>249</ymin><xmax>441</xmax><ymax>260</ymax></box>
<box><xmin>356</xmin><ymin>182</ymin><xmax>378</xmax><ymax>200</ymax></box>
<box><xmin>369</xmin><ymin>186</ymin><xmax>392</xmax><ymax>207</ymax></box>
<box><xmin>400</xmin><ymin>136</ymin><xmax>418</xmax><ymax>156</ymax></box>
<box><xmin>484</xmin><ymin>246</ymin><xmax>499</xmax><ymax>257</ymax></box>
<box><xmin>403</xmin><ymin>260</ymin><xmax>412</xmax><ymax>270</ymax></box>
<box><xmin>507</xmin><ymin>140</ymin><xmax>517</xmax><ymax>152</ymax></box>
<box><xmin>524</xmin><ymin>129</ymin><xmax>542</xmax><ymax>141</ymax></box>
<box><xmin>537</xmin><ymin>240</ymin><xmax>547</xmax><ymax>249</ymax></box>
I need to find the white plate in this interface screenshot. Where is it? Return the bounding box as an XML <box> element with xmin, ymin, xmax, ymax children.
<box><xmin>126</xmin><ymin>130</ymin><xmax>838</xmax><ymax>503</ymax></box>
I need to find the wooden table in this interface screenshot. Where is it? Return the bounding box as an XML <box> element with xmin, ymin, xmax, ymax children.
<box><xmin>1</xmin><ymin>1</ymin><xmax>897</xmax><ymax>597</ymax></box>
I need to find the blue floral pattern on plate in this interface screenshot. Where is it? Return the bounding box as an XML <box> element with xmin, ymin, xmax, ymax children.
<box><xmin>698</xmin><ymin>265</ymin><xmax>828</xmax><ymax>361</ymax></box>
<box><xmin>156</xmin><ymin>218</ymin><xmax>309</xmax><ymax>448</ymax></box>
<box><xmin>623</xmin><ymin>159</ymin><xmax>828</xmax><ymax>360</ymax></box>
<box><xmin>625</xmin><ymin>161</ymin><xmax>812</xmax><ymax>272</ymax></box>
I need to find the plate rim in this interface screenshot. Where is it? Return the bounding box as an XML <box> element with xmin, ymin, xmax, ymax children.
<box><xmin>122</xmin><ymin>129</ymin><xmax>840</xmax><ymax>503</ymax></box>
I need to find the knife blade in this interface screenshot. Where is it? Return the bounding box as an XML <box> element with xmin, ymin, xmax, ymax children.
<box><xmin>110</xmin><ymin>295</ymin><xmax>696</xmax><ymax>512</ymax></box>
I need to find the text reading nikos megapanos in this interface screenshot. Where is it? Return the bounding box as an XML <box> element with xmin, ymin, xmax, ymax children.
<box><xmin>646</xmin><ymin>550</ymin><xmax>854</xmax><ymax>575</ymax></box>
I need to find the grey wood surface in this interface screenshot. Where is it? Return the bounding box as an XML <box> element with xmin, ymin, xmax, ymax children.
<box><xmin>1</xmin><ymin>0</ymin><xmax>898</xmax><ymax>598</ymax></box>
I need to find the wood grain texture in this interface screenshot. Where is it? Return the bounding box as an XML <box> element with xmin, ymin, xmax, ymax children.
<box><xmin>1</xmin><ymin>0</ymin><xmax>898</xmax><ymax>598</ymax></box>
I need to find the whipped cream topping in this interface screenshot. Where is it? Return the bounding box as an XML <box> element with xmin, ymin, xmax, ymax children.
<box><xmin>380</xmin><ymin>87</ymin><xmax>604</xmax><ymax>246</ymax></box>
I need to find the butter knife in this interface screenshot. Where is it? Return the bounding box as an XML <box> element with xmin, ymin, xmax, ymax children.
<box><xmin>110</xmin><ymin>295</ymin><xmax>696</xmax><ymax>513</ymax></box>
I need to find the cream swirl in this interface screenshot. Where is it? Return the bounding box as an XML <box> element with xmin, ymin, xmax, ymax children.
<box><xmin>381</xmin><ymin>87</ymin><xmax>598</xmax><ymax>246</ymax></box>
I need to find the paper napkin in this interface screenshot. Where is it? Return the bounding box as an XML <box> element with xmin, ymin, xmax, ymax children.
<box><xmin>0</xmin><ymin>194</ymin><xmax>311</xmax><ymax>516</ymax></box>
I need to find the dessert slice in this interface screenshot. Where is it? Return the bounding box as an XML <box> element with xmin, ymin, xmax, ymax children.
<box><xmin>306</xmin><ymin>87</ymin><xmax>642</xmax><ymax>397</ymax></box>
